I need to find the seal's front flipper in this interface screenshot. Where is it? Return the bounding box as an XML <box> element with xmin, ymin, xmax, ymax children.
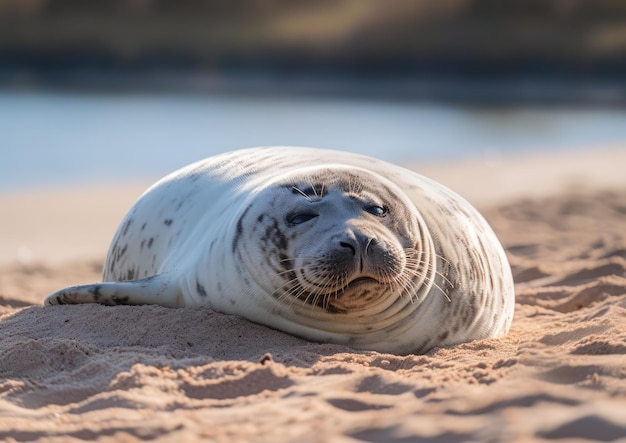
<box><xmin>44</xmin><ymin>274</ymin><xmax>181</xmax><ymax>307</ymax></box>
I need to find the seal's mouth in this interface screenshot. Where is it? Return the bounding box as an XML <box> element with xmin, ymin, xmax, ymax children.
<box><xmin>297</xmin><ymin>273</ymin><xmax>382</xmax><ymax>298</ymax></box>
<box><xmin>344</xmin><ymin>276</ymin><xmax>379</xmax><ymax>292</ymax></box>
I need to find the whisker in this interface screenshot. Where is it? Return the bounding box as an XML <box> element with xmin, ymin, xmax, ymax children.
<box><xmin>402</xmin><ymin>261</ymin><xmax>452</xmax><ymax>303</ymax></box>
<box><xmin>401</xmin><ymin>247</ymin><xmax>456</xmax><ymax>303</ymax></box>
<box><xmin>292</xmin><ymin>186</ymin><xmax>312</xmax><ymax>201</ymax></box>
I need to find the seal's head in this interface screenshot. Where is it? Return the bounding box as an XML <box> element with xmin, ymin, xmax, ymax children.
<box><xmin>234</xmin><ymin>166</ymin><xmax>436</xmax><ymax>316</ymax></box>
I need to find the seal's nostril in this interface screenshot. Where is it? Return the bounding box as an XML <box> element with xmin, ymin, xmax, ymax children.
<box><xmin>340</xmin><ymin>241</ymin><xmax>356</xmax><ymax>256</ymax></box>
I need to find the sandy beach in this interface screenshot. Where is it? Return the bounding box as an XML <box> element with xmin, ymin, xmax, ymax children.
<box><xmin>1</xmin><ymin>147</ymin><xmax>625</xmax><ymax>442</ymax></box>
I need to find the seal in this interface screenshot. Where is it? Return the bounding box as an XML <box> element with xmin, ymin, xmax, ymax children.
<box><xmin>44</xmin><ymin>146</ymin><xmax>514</xmax><ymax>354</ymax></box>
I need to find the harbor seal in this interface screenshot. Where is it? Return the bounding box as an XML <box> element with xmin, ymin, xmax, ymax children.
<box><xmin>44</xmin><ymin>147</ymin><xmax>514</xmax><ymax>354</ymax></box>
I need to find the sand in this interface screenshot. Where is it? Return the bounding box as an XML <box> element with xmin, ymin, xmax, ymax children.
<box><xmin>0</xmin><ymin>147</ymin><xmax>625</xmax><ymax>442</ymax></box>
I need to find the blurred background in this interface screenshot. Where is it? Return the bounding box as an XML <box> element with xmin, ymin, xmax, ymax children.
<box><xmin>2</xmin><ymin>0</ymin><xmax>626</xmax><ymax>191</ymax></box>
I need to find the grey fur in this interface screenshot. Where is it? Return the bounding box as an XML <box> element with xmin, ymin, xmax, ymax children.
<box><xmin>45</xmin><ymin>147</ymin><xmax>515</xmax><ymax>354</ymax></box>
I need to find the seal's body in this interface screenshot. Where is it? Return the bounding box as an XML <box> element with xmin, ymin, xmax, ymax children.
<box><xmin>45</xmin><ymin>147</ymin><xmax>514</xmax><ymax>354</ymax></box>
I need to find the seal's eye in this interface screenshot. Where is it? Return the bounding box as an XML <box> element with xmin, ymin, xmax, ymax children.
<box><xmin>365</xmin><ymin>205</ymin><xmax>387</xmax><ymax>217</ymax></box>
<box><xmin>287</xmin><ymin>213</ymin><xmax>318</xmax><ymax>225</ymax></box>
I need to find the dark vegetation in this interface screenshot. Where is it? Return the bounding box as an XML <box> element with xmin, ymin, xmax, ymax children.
<box><xmin>2</xmin><ymin>0</ymin><xmax>626</xmax><ymax>102</ymax></box>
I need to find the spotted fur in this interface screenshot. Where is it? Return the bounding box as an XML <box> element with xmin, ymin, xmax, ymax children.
<box><xmin>45</xmin><ymin>147</ymin><xmax>515</xmax><ymax>354</ymax></box>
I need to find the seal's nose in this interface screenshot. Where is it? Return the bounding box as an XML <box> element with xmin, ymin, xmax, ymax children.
<box><xmin>339</xmin><ymin>240</ymin><xmax>356</xmax><ymax>256</ymax></box>
<box><xmin>338</xmin><ymin>229</ymin><xmax>372</xmax><ymax>257</ymax></box>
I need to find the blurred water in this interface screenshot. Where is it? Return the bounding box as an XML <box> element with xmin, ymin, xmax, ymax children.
<box><xmin>1</xmin><ymin>90</ymin><xmax>626</xmax><ymax>191</ymax></box>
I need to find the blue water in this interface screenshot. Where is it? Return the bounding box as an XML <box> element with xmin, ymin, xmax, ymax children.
<box><xmin>2</xmin><ymin>90</ymin><xmax>626</xmax><ymax>191</ymax></box>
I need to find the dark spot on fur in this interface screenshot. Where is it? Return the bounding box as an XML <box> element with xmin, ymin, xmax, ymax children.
<box><xmin>141</xmin><ymin>222</ymin><xmax>147</xmax><ymax>231</ymax></box>
<box><xmin>261</xmin><ymin>219</ymin><xmax>289</xmax><ymax>271</ymax></box>
<box><xmin>147</xmin><ymin>237</ymin><xmax>154</xmax><ymax>248</ymax></box>
<box><xmin>108</xmin><ymin>254</ymin><xmax>116</xmax><ymax>274</ymax></box>
<box><xmin>111</xmin><ymin>295</ymin><xmax>130</xmax><ymax>305</ymax></box>
<box><xmin>88</xmin><ymin>285</ymin><xmax>102</xmax><ymax>302</ymax></box>
<box><xmin>196</xmin><ymin>281</ymin><xmax>207</xmax><ymax>297</ymax></box>
<box><xmin>232</xmin><ymin>203</ymin><xmax>253</xmax><ymax>253</ymax></box>
<box><xmin>164</xmin><ymin>219</ymin><xmax>173</xmax><ymax>226</ymax></box>
<box><xmin>122</xmin><ymin>218</ymin><xmax>134</xmax><ymax>236</ymax></box>
<box><xmin>278</xmin><ymin>252</ymin><xmax>289</xmax><ymax>270</ymax></box>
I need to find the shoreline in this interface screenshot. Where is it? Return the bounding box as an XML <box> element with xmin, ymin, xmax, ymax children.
<box><xmin>5</xmin><ymin>71</ymin><xmax>626</xmax><ymax>106</ymax></box>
